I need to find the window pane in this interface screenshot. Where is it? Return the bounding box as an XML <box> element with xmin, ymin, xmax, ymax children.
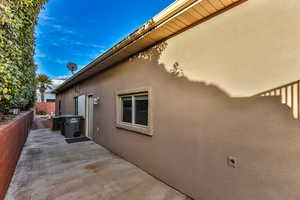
<box><xmin>135</xmin><ymin>95</ymin><xmax>148</xmax><ymax>126</ymax></box>
<box><xmin>122</xmin><ymin>96</ymin><xmax>132</xmax><ymax>123</ymax></box>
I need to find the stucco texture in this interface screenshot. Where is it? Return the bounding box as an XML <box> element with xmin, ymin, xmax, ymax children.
<box><xmin>56</xmin><ymin>0</ymin><xmax>300</xmax><ymax>199</ymax></box>
<box><xmin>0</xmin><ymin>112</ymin><xmax>33</xmax><ymax>200</ymax></box>
<box><xmin>159</xmin><ymin>0</ymin><xmax>300</xmax><ymax>97</ymax></box>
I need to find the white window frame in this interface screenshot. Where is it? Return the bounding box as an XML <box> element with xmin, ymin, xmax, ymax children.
<box><xmin>116</xmin><ymin>87</ymin><xmax>152</xmax><ymax>136</ymax></box>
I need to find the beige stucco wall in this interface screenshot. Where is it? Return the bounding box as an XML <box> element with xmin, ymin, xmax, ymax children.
<box><xmin>56</xmin><ymin>0</ymin><xmax>300</xmax><ymax>199</ymax></box>
<box><xmin>160</xmin><ymin>0</ymin><xmax>300</xmax><ymax>97</ymax></box>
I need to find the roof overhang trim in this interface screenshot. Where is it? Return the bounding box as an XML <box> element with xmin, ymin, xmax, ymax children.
<box><xmin>54</xmin><ymin>0</ymin><xmax>243</xmax><ymax>93</ymax></box>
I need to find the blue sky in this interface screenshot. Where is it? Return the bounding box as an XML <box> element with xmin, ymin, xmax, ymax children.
<box><xmin>35</xmin><ymin>0</ymin><xmax>175</xmax><ymax>79</ymax></box>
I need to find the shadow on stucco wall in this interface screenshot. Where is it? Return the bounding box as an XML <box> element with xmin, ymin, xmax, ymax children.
<box><xmin>55</xmin><ymin>39</ymin><xmax>300</xmax><ymax>200</ymax></box>
<box><xmin>127</xmin><ymin>41</ymin><xmax>300</xmax><ymax>200</ymax></box>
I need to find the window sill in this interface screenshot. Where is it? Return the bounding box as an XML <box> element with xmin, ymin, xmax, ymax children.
<box><xmin>116</xmin><ymin>122</ymin><xmax>152</xmax><ymax>136</ymax></box>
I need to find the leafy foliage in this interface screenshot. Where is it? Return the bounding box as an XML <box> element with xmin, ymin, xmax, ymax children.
<box><xmin>0</xmin><ymin>0</ymin><xmax>48</xmax><ymax>113</ymax></box>
<box><xmin>36</xmin><ymin>74</ymin><xmax>52</xmax><ymax>102</ymax></box>
<box><xmin>36</xmin><ymin>110</ymin><xmax>47</xmax><ymax>115</ymax></box>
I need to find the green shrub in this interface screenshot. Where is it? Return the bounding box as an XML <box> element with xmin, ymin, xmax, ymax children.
<box><xmin>36</xmin><ymin>110</ymin><xmax>48</xmax><ymax>115</ymax></box>
<box><xmin>0</xmin><ymin>0</ymin><xmax>48</xmax><ymax>113</ymax></box>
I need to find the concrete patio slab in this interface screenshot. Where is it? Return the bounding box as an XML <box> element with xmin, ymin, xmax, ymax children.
<box><xmin>5</xmin><ymin>129</ymin><xmax>189</xmax><ymax>200</ymax></box>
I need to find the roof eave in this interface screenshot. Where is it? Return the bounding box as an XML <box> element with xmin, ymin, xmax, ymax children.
<box><xmin>54</xmin><ymin>0</ymin><xmax>243</xmax><ymax>93</ymax></box>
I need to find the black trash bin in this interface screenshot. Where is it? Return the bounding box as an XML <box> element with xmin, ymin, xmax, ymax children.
<box><xmin>52</xmin><ymin>116</ymin><xmax>63</xmax><ymax>131</ymax></box>
<box><xmin>52</xmin><ymin>115</ymin><xmax>77</xmax><ymax>132</ymax></box>
<box><xmin>61</xmin><ymin>116</ymin><xmax>84</xmax><ymax>138</ymax></box>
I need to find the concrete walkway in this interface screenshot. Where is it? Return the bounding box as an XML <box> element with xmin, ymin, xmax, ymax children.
<box><xmin>5</xmin><ymin>129</ymin><xmax>189</xmax><ymax>200</ymax></box>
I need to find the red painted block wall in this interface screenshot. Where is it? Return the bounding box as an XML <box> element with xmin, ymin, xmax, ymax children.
<box><xmin>0</xmin><ymin>111</ymin><xmax>33</xmax><ymax>200</ymax></box>
<box><xmin>36</xmin><ymin>102</ymin><xmax>55</xmax><ymax>114</ymax></box>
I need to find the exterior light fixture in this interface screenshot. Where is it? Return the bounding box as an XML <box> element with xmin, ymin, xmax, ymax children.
<box><xmin>93</xmin><ymin>97</ymin><xmax>100</xmax><ymax>105</ymax></box>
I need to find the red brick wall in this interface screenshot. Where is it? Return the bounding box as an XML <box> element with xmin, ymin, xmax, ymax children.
<box><xmin>36</xmin><ymin>102</ymin><xmax>55</xmax><ymax>114</ymax></box>
<box><xmin>0</xmin><ymin>111</ymin><xmax>33</xmax><ymax>200</ymax></box>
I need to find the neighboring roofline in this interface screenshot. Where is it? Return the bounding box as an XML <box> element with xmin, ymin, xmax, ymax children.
<box><xmin>54</xmin><ymin>0</ymin><xmax>242</xmax><ymax>93</ymax></box>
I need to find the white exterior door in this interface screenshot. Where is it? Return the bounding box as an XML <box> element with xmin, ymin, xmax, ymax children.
<box><xmin>86</xmin><ymin>95</ymin><xmax>94</xmax><ymax>139</ymax></box>
<box><xmin>77</xmin><ymin>95</ymin><xmax>86</xmax><ymax>118</ymax></box>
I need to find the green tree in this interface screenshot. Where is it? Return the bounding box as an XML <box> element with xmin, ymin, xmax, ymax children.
<box><xmin>36</xmin><ymin>74</ymin><xmax>52</xmax><ymax>102</ymax></box>
<box><xmin>0</xmin><ymin>0</ymin><xmax>48</xmax><ymax>113</ymax></box>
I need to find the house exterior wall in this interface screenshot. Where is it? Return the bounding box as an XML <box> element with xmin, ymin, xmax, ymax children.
<box><xmin>56</xmin><ymin>0</ymin><xmax>300</xmax><ymax>199</ymax></box>
<box><xmin>160</xmin><ymin>0</ymin><xmax>300</xmax><ymax>97</ymax></box>
<box><xmin>36</xmin><ymin>91</ymin><xmax>56</xmax><ymax>102</ymax></box>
